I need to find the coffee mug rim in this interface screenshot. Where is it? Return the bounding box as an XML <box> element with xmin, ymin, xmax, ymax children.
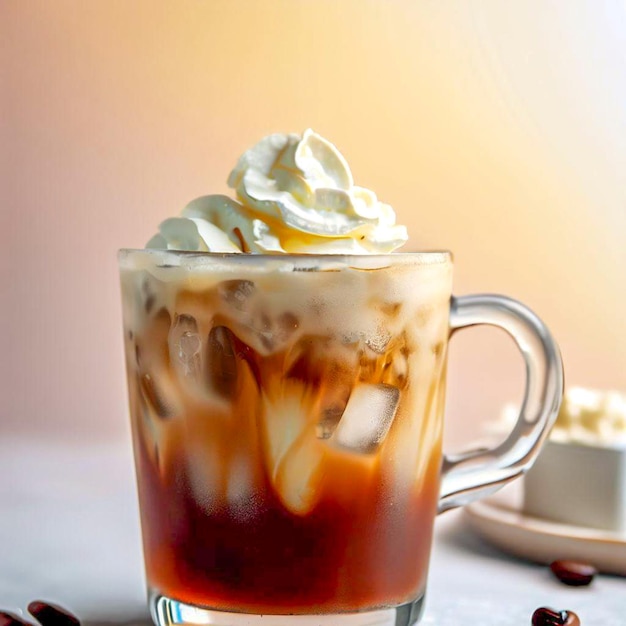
<box><xmin>118</xmin><ymin>248</ymin><xmax>453</xmax><ymax>267</ymax></box>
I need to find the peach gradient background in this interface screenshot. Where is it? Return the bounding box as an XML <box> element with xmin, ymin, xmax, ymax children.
<box><xmin>2</xmin><ymin>1</ymin><xmax>625</xmax><ymax>448</ymax></box>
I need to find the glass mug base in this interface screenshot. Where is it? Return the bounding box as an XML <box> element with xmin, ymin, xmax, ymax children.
<box><xmin>149</xmin><ymin>589</ymin><xmax>426</xmax><ymax>626</ymax></box>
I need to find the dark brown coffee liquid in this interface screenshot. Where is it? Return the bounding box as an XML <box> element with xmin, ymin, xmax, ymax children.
<box><xmin>134</xmin><ymin>428</ymin><xmax>440</xmax><ymax>614</ymax></box>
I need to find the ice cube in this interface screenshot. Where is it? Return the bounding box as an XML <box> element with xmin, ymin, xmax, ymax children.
<box><xmin>218</xmin><ymin>279</ymin><xmax>256</xmax><ymax>310</ymax></box>
<box><xmin>342</xmin><ymin>328</ymin><xmax>390</xmax><ymax>354</ymax></box>
<box><xmin>331</xmin><ymin>383</ymin><xmax>400</xmax><ymax>454</ymax></box>
<box><xmin>169</xmin><ymin>314</ymin><xmax>203</xmax><ymax>383</ymax></box>
<box><xmin>252</xmin><ymin>311</ymin><xmax>274</xmax><ymax>352</ymax></box>
<box><xmin>206</xmin><ymin>326</ymin><xmax>239</xmax><ymax>399</ymax></box>
<box><xmin>271</xmin><ymin>311</ymin><xmax>300</xmax><ymax>349</ymax></box>
<box><xmin>247</xmin><ymin>310</ymin><xmax>300</xmax><ymax>354</ymax></box>
<box><xmin>365</xmin><ymin>328</ymin><xmax>391</xmax><ymax>354</ymax></box>
<box><xmin>205</xmin><ymin>325</ymin><xmax>262</xmax><ymax>398</ymax></box>
<box><xmin>135</xmin><ymin>308</ymin><xmax>180</xmax><ymax>418</ymax></box>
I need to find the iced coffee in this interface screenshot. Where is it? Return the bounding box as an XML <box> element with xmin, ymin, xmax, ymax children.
<box><xmin>121</xmin><ymin>249</ymin><xmax>452</xmax><ymax>615</ymax></box>
<box><xmin>120</xmin><ymin>130</ymin><xmax>451</xmax><ymax>622</ymax></box>
<box><xmin>121</xmin><ymin>129</ymin><xmax>565</xmax><ymax>626</ymax></box>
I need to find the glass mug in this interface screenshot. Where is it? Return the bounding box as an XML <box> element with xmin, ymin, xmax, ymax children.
<box><xmin>119</xmin><ymin>250</ymin><xmax>563</xmax><ymax>626</ymax></box>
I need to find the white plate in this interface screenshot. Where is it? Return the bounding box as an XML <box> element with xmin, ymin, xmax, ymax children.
<box><xmin>465</xmin><ymin>497</ymin><xmax>626</xmax><ymax>576</ymax></box>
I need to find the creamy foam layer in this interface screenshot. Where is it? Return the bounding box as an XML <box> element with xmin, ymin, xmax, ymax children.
<box><xmin>146</xmin><ymin>130</ymin><xmax>408</xmax><ymax>254</ymax></box>
<box><xmin>120</xmin><ymin>251</ymin><xmax>453</xmax><ymax>353</ymax></box>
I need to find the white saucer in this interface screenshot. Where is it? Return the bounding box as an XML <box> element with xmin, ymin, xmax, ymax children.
<box><xmin>465</xmin><ymin>496</ymin><xmax>626</xmax><ymax>576</ymax></box>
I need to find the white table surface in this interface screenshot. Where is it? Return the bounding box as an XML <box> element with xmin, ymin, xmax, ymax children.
<box><xmin>1</xmin><ymin>437</ymin><xmax>624</xmax><ymax>625</ymax></box>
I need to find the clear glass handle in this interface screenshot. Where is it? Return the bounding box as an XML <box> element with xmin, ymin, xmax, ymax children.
<box><xmin>438</xmin><ymin>294</ymin><xmax>564</xmax><ymax>514</ymax></box>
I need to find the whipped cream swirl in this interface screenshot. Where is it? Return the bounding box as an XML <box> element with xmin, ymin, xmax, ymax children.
<box><xmin>147</xmin><ymin>129</ymin><xmax>408</xmax><ymax>254</ymax></box>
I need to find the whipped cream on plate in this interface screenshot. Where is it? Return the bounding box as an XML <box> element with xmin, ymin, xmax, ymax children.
<box><xmin>498</xmin><ymin>387</ymin><xmax>626</xmax><ymax>447</ymax></box>
<box><xmin>550</xmin><ymin>387</ymin><xmax>626</xmax><ymax>446</ymax></box>
<box><xmin>147</xmin><ymin>129</ymin><xmax>408</xmax><ymax>254</ymax></box>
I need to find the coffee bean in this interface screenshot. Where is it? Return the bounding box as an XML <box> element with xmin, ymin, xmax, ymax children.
<box><xmin>532</xmin><ymin>607</ymin><xmax>580</xmax><ymax>626</ymax></box>
<box><xmin>550</xmin><ymin>560</ymin><xmax>597</xmax><ymax>586</ymax></box>
<box><xmin>0</xmin><ymin>611</ymin><xmax>33</xmax><ymax>626</ymax></box>
<box><xmin>27</xmin><ymin>601</ymin><xmax>80</xmax><ymax>626</ymax></box>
